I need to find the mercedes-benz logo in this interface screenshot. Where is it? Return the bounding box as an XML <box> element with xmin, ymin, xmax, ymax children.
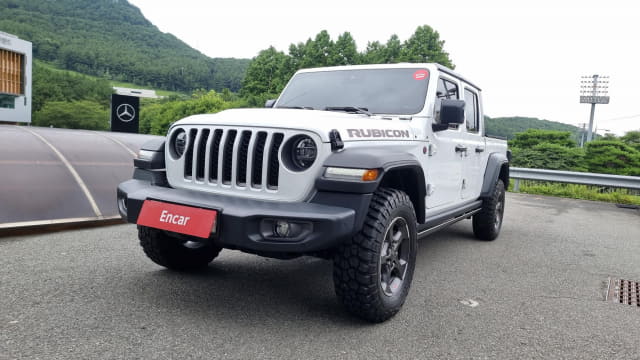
<box><xmin>116</xmin><ymin>104</ymin><xmax>136</xmax><ymax>122</ymax></box>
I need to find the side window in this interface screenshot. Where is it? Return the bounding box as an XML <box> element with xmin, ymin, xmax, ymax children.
<box><xmin>464</xmin><ymin>88</ymin><xmax>479</xmax><ymax>133</ymax></box>
<box><xmin>434</xmin><ymin>78</ymin><xmax>459</xmax><ymax>124</ymax></box>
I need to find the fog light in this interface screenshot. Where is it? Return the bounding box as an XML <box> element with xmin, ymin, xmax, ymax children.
<box><xmin>261</xmin><ymin>219</ymin><xmax>313</xmax><ymax>241</ymax></box>
<box><xmin>274</xmin><ymin>220</ymin><xmax>291</xmax><ymax>237</ymax></box>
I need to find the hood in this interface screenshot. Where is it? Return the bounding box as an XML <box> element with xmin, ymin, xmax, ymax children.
<box><xmin>172</xmin><ymin>108</ymin><xmax>415</xmax><ymax>142</ymax></box>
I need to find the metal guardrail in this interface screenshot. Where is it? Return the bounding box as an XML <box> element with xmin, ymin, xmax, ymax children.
<box><xmin>510</xmin><ymin>167</ymin><xmax>640</xmax><ymax>191</ymax></box>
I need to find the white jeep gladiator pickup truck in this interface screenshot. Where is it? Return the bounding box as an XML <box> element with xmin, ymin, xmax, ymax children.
<box><xmin>117</xmin><ymin>63</ymin><xmax>510</xmax><ymax>322</ymax></box>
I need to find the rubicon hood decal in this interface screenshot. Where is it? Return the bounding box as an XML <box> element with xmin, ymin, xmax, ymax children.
<box><xmin>347</xmin><ymin>129</ymin><xmax>411</xmax><ymax>139</ymax></box>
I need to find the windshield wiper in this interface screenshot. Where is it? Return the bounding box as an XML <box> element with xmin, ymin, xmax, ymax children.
<box><xmin>277</xmin><ymin>106</ymin><xmax>315</xmax><ymax>110</ymax></box>
<box><xmin>325</xmin><ymin>106</ymin><xmax>372</xmax><ymax>116</ymax></box>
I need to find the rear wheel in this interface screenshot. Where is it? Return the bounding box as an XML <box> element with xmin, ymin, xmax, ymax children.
<box><xmin>472</xmin><ymin>179</ymin><xmax>506</xmax><ymax>241</ymax></box>
<box><xmin>333</xmin><ymin>188</ymin><xmax>417</xmax><ymax>322</ymax></box>
<box><xmin>138</xmin><ymin>225</ymin><xmax>222</xmax><ymax>271</ymax></box>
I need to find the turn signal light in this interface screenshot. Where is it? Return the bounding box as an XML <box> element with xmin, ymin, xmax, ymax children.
<box><xmin>324</xmin><ymin>167</ymin><xmax>380</xmax><ymax>182</ymax></box>
<box><xmin>361</xmin><ymin>169</ymin><xmax>379</xmax><ymax>182</ymax></box>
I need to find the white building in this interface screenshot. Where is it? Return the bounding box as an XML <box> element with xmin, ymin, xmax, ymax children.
<box><xmin>0</xmin><ymin>31</ymin><xmax>32</xmax><ymax>124</ymax></box>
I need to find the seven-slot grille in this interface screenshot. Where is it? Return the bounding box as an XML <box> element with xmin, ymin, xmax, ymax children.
<box><xmin>180</xmin><ymin>127</ymin><xmax>285</xmax><ymax>190</ymax></box>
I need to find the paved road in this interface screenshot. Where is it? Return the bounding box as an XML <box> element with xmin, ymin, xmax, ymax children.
<box><xmin>1</xmin><ymin>193</ymin><xmax>639</xmax><ymax>359</ymax></box>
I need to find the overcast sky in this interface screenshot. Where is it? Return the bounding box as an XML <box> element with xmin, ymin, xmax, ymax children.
<box><xmin>128</xmin><ymin>0</ymin><xmax>639</xmax><ymax>135</ymax></box>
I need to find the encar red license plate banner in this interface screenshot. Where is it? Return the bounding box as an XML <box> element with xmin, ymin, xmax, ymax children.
<box><xmin>137</xmin><ymin>200</ymin><xmax>217</xmax><ymax>239</ymax></box>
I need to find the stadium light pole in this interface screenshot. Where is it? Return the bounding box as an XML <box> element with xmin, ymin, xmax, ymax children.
<box><xmin>580</xmin><ymin>75</ymin><xmax>610</xmax><ymax>143</ymax></box>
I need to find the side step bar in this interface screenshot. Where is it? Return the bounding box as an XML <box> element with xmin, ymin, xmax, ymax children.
<box><xmin>418</xmin><ymin>209</ymin><xmax>481</xmax><ymax>238</ymax></box>
<box><xmin>417</xmin><ymin>200</ymin><xmax>483</xmax><ymax>238</ymax></box>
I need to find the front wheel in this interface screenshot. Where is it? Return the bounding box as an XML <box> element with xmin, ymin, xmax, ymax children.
<box><xmin>333</xmin><ymin>188</ymin><xmax>417</xmax><ymax>322</ymax></box>
<box><xmin>472</xmin><ymin>179</ymin><xmax>506</xmax><ymax>241</ymax></box>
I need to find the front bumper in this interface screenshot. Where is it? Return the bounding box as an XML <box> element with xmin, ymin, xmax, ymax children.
<box><xmin>117</xmin><ymin>179</ymin><xmax>358</xmax><ymax>253</ymax></box>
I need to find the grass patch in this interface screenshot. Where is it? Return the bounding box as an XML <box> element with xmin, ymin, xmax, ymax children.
<box><xmin>509</xmin><ymin>180</ymin><xmax>640</xmax><ymax>205</ymax></box>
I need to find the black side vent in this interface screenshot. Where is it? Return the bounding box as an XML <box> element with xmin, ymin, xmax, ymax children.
<box><xmin>267</xmin><ymin>133</ymin><xmax>284</xmax><ymax>189</ymax></box>
<box><xmin>209</xmin><ymin>129</ymin><xmax>223</xmax><ymax>181</ymax></box>
<box><xmin>251</xmin><ymin>132</ymin><xmax>268</xmax><ymax>187</ymax></box>
<box><xmin>236</xmin><ymin>131</ymin><xmax>252</xmax><ymax>186</ymax></box>
<box><xmin>196</xmin><ymin>129</ymin><xmax>210</xmax><ymax>181</ymax></box>
<box><xmin>184</xmin><ymin>129</ymin><xmax>197</xmax><ymax>179</ymax></box>
<box><xmin>222</xmin><ymin>130</ymin><xmax>237</xmax><ymax>184</ymax></box>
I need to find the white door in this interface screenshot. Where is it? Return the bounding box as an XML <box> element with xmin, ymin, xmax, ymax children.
<box><xmin>425</xmin><ymin>76</ymin><xmax>465</xmax><ymax>209</ymax></box>
<box><xmin>461</xmin><ymin>88</ymin><xmax>487</xmax><ymax>199</ymax></box>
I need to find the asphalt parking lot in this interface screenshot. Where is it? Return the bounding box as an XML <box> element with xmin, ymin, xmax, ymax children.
<box><xmin>1</xmin><ymin>193</ymin><xmax>639</xmax><ymax>359</ymax></box>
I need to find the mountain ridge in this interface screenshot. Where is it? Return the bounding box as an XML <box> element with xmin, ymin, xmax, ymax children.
<box><xmin>0</xmin><ymin>0</ymin><xmax>249</xmax><ymax>91</ymax></box>
<box><xmin>485</xmin><ymin>116</ymin><xmax>582</xmax><ymax>141</ymax></box>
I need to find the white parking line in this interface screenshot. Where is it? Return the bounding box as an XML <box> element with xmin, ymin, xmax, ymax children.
<box><xmin>92</xmin><ymin>131</ymin><xmax>137</xmax><ymax>157</ymax></box>
<box><xmin>17</xmin><ymin>126</ymin><xmax>103</xmax><ymax>217</ymax></box>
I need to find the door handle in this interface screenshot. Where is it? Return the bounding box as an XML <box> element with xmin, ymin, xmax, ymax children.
<box><xmin>455</xmin><ymin>145</ymin><xmax>467</xmax><ymax>153</ymax></box>
<box><xmin>475</xmin><ymin>147</ymin><xmax>485</xmax><ymax>153</ymax></box>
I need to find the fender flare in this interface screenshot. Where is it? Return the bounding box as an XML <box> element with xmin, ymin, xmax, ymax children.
<box><xmin>480</xmin><ymin>152</ymin><xmax>509</xmax><ymax>198</ymax></box>
<box><xmin>316</xmin><ymin>147</ymin><xmax>427</xmax><ymax>223</ymax></box>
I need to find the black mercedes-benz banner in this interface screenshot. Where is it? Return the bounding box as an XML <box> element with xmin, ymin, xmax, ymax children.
<box><xmin>110</xmin><ymin>94</ymin><xmax>140</xmax><ymax>133</ymax></box>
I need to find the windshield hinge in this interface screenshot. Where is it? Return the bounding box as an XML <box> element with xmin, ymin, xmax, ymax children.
<box><xmin>329</xmin><ymin>129</ymin><xmax>344</xmax><ymax>151</ymax></box>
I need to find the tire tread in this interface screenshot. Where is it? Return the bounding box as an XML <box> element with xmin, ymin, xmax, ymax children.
<box><xmin>472</xmin><ymin>179</ymin><xmax>505</xmax><ymax>241</ymax></box>
<box><xmin>138</xmin><ymin>226</ymin><xmax>221</xmax><ymax>271</ymax></box>
<box><xmin>333</xmin><ymin>188</ymin><xmax>417</xmax><ymax>322</ymax></box>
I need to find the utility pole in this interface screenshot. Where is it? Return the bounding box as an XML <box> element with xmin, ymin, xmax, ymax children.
<box><xmin>579</xmin><ymin>123</ymin><xmax>587</xmax><ymax>148</ymax></box>
<box><xmin>580</xmin><ymin>75</ymin><xmax>610</xmax><ymax>143</ymax></box>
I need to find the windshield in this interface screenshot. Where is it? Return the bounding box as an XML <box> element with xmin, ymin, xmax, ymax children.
<box><xmin>276</xmin><ymin>68</ymin><xmax>430</xmax><ymax>115</ymax></box>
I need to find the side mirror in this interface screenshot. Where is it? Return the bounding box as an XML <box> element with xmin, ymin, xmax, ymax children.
<box><xmin>441</xmin><ymin>99</ymin><xmax>465</xmax><ymax>125</ymax></box>
<box><xmin>433</xmin><ymin>99</ymin><xmax>465</xmax><ymax>132</ymax></box>
<box><xmin>264</xmin><ymin>99</ymin><xmax>276</xmax><ymax>108</ymax></box>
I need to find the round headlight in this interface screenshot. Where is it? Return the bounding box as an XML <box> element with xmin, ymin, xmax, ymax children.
<box><xmin>291</xmin><ymin>136</ymin><xmax>317</xmax><ymax>169</ymax></box>
<box><xmin>173</xmin><ymin>129</ymin><xmax>187</xmax><ymax>158</ymax></box>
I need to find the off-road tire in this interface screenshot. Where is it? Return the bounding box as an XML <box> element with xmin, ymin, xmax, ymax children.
<box><xmin>472</xmin><ymin>179</ymin><xmax>506</xmax><ymax>241</ymax></box>
<box><xmin>138</xmin><ymin>225</ymin><xmax>222</xmax><ymax>271</ymax></box>
<box><xmin>333</xmin><ymin>188</ymin><xmax>417</xmax><ymax>323</ymax></box>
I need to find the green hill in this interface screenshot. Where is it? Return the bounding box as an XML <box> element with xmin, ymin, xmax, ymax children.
<box><xmin>0</xmin><ymin>0</ymin><xmax>249</xmax><ymax>92</ymax></box>
<box><xmin>485</xmin><ymin>116</ymin><xmax>582</xmax><ymax>141</ymax></box>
